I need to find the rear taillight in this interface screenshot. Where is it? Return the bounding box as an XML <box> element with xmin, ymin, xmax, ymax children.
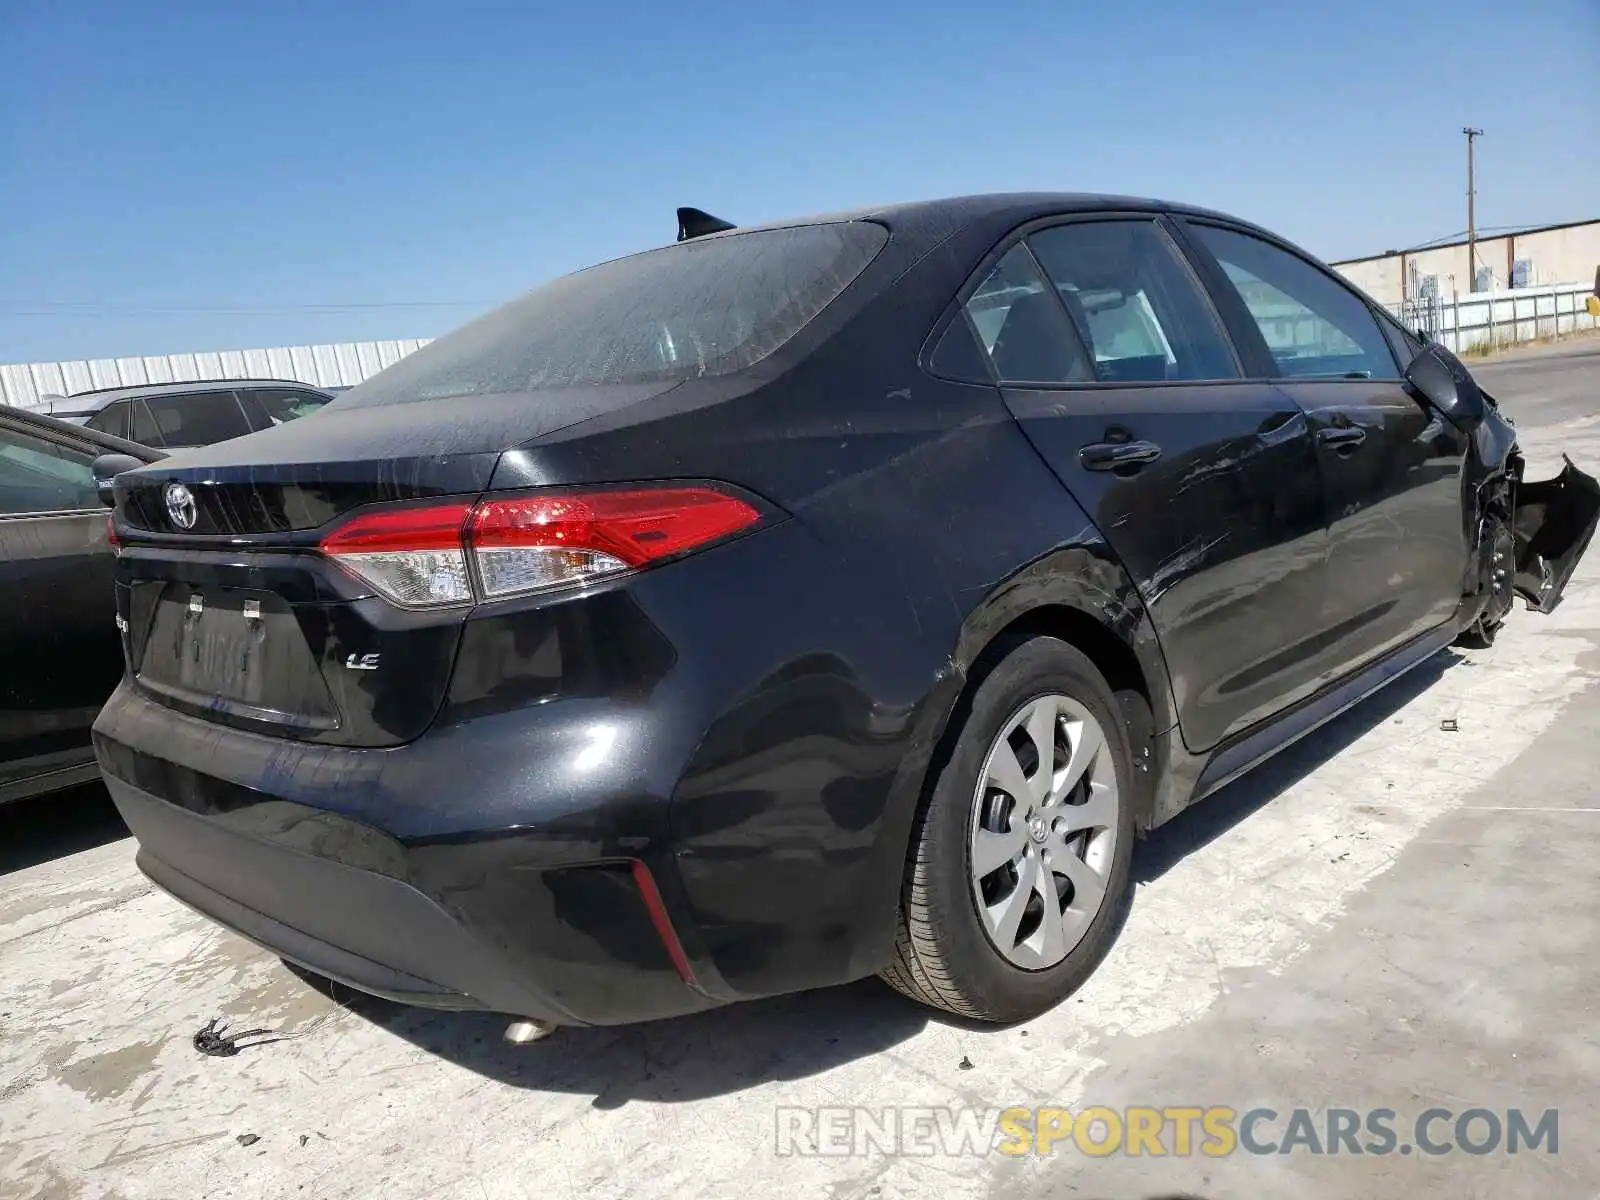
<box><xmin>319</xmin><ymin>487</ymin><xmax>762</xmax><ymax>608</ymax></box>
<box><xmin>320</xmin><ymin>502</ymin><xmax>477</xmax><ymax>606</ymax></box>
<box><xmin>469</xmin><ymin>488</ymin><xmax>762</xmax><ymax>598</ymax></box>
<box><xmin>106</xmin><ymin>514</ymin><xmax>120</xmax><ymax>553</ymax></box>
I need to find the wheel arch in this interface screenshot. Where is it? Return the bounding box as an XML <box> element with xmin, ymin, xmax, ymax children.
<box><xmin>845</xmin><ymin>546</ymin><xmax>1177</xmax><ymax>980</ymax></box>
<box><xmin>948</xmin><ymin>600</ymin><xmax>1164</xmax><ymax>835</ymax></box>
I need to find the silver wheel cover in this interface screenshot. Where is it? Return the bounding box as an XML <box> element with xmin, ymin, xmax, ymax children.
<box><xmin>968</xmin><ymin>693</ymin><xmax>1120</xmax><ymax>970</ymax></box>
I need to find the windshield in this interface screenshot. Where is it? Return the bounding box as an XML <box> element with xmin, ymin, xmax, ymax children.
<box><xmin>337</xmin><ymin>221</ymin><xmax>887</xmax><ymax>406</ymax></box>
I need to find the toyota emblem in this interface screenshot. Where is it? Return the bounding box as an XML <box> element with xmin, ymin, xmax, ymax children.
<box><xmin>165</xmin><ymin>482</ymin><xmax>197</xmax><ymax>530</ymax></box>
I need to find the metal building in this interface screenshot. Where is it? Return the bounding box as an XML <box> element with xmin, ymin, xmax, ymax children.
<box><xmin>0</xmin><ymin>338</ymin><xmax>433</xmax><ymax>411</ymax></box>
<box><xmin>1331</xmin><ymin>219</ymin><xmax>1600</xmax><ymax>310</ymax></box>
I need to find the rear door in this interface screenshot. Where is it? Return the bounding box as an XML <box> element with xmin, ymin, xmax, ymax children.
<box><xmin>1182</xmin><ymin>222</ymin><xmax>1470</xmax><ymax>673</ymax></box>
<box><xmin>0</xmin><ymin>418</ymin><xmax>120</xmax><ymax>792</ymax></box>
<box><xmin>961</xmin><ymin>216</ymin><xmax>1329</xmax><ymax>751</ymax></box>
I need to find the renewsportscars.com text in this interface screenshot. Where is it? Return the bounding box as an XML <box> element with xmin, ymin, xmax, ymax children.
<box><xmin>774</xmin><ymin>1105</ymin><xmax>1559</xmax><ymax>1158</ymax></box>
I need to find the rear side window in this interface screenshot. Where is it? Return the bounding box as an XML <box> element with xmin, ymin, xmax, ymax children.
<box><xmin>964</xmin><ymin>245</ymin><xmax>1092</xmax><ymax>384</ymax></box>
<box><xmin>142</xmin><ymin>391</ymin><xmax>252</xmax><ymax>446</ymax></box>
<box><xmin>83</xmin><ymin>401</ymin><xmax>130</xmax><ymax>439</ymax></box>
<box><xmin>129</xmin><ymin>399</ymin><xmax>162</xmax><ymax>446</ymax></box>
<box><xmin>1028</xmin><ymin>221</ymin><xmax>1238</xmax><ymax>383</ymax></box>
<box><xmin>339</xmin><ymin>222</ymin><xmax>888</xmax><ymax>403</ymax></box>
<box><xmin>0</xmin><ymin>427</ymin><xmax>99</xmax><ymax>514</ymax></box>
<box><xmin>1190</xmin><ymin>225</ymin><xmax>1399</xmax><ymax>380</ymax></box>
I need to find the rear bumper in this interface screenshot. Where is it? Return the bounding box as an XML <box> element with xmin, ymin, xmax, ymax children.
<box><xmin>96</xmin><ymin>692</ymin><xmax>723</xmax><ymax>1026</ymax></box>
<box><xmin>93</xmin><ymin>511</ymin><xmax>951</xmax><ymax>1022</ymax></box>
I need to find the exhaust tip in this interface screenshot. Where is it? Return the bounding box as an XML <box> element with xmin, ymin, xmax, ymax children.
<box><xmin>503</xmin><ymin>1019</ymin><xmax>559</xmax><ymax>1045</ymax></box>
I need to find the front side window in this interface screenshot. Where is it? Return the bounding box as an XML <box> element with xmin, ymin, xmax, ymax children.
<box><xmin>0</xmin><ymin>428</ymin><xmax>99</xmax><ymax>515</ymax></box>
<box><xmin>1027</xmin><ymin>221</ymin><xmax>1238</xmax><ymax>383</ymax></box>
<box><xmin>142</xmin><ymin>391</ymin><xmax>252</xmax><ymax>446</ymax></box>
<box><xmin>1191</xmin><ymin>225</ymin><xmax>1398</xmax><ymax>380</ymax></box>
<box><xmin>1375</xmin><ymin>308</ymin><xmax>1424</xmax><ymax>369</ymax></box>
<box><xmin>337</xmin><ymin>221</ymin><xmax>888</xmax><ymax>404</ymax></box>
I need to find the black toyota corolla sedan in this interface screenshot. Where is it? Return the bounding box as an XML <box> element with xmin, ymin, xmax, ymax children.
<box><xmin>95</xmin><ymin>195</ymin><xmax>1597</xmax><ymax>1034</ymax></box>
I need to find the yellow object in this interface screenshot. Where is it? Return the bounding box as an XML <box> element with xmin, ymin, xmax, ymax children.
<box><xmin>1586</xmin><ymin>294</ymin><xmax>1600</xmax><ymax>319</ymax></box>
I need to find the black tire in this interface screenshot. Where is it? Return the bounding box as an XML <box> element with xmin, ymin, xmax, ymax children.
<box><xmin>881</xmin><ymin>635</ymin><xmax>1136</xmax><ymax>1023</ymax></box>
<box><xmin>1453</xmin><ymin>617</ymin><xmax>1500</xmax><ymax>649</ymax></box>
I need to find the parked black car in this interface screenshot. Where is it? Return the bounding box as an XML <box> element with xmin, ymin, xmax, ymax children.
<box><xmin>0</xmin><ymin>406</ymin><xmax>161</xmax><ymax>804</ymax></box>
<box><xmin>46</xmin><ymin>379</ymin><xmax>334</xmax><ymax>449</ymax></box>
<box><xmin>95</xmin><ymin>195</ymin><xmax>1597</xmax><ymax>1032</ymax></box>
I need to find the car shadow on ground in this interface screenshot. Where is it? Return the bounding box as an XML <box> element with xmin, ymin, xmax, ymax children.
<box><xmin>1134</xmin><ymin>647</ymin><xmax>1465</xmax><ymax>883</ymax></box>
<box><xmin>0</xmin><ymin>782</ymin><xmax>129</xmax><ymax>877</ymax></box>
<box><xmin>285</xmin><ymin>963</ymin><xmax>930</xmax><ymax>1108</ymax></box>
<box><xmin>285</xmin><ymin>649</ymin><xmax>1467</xmax><ymax>1104</ymax></box>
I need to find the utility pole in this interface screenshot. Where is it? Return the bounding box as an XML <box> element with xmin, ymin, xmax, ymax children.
<box><xmin>1464</xmin><ymin>127</ymin><xmax>1484</xmax><ymax>291</ymax></box>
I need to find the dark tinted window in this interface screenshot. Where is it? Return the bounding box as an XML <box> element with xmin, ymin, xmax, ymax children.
<box><xmin>1028</xmin><ymin>222</ymin><xmax>1238</xmax><ymax>383</ymax></box>
<box><xmin>129</xmin><ymin>399</ymin><xmax>162</xmax><ymax>446</ymax></box>
<box><xmin>0</xmin><ymin>427</ymin><xmax>99</xmax><ymax>514</ymax></box>
<box><xmin>965</xmin><ymin>245</ymin><xmax>1092</xmax><ymax>384</ymax></box>
<box><xmin>83</xmin><ymin>401</ymin><xmax>130</xmax><ymax>439</ymax></box>
<box><xmin>927</xmin><ymin>315</ymin><xmax>992</xmax><ymax>383</ymax></box>
<box><xmin>143</xmin><ymin>391</ymin><xmax>252</xmax><ymax>446</ymax></box>
<box><xmin>1191</xmin><ymin>225</ymin><xmax>1398</xmax><ymax>380</ymax></box>
<box><xmin>339</xmin><ymin>222</ymin><xmax>888</xmax><ymax>404</ymax></box>
<box><xmin>245</xmin><ymin>387</ymin><xmax>331</xmax><ymax>427</ymax></box>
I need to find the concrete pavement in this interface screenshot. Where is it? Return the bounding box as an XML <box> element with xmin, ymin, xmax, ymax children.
<box><xmin>1</xmin><ymin>350</ymin><xmax>1596</xmax><ymax>1200</ymax></box>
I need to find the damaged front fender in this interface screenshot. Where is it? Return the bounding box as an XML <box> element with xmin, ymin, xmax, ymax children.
<box><xmin>1513</xmin><ymin>457</ymin><xmax>1600</xmax><ymax>614</ymax></box>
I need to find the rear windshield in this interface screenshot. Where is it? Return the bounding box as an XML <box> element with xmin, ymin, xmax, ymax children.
<box><xmin>339</xmin><ymin>221</ymin><xmax>887</xmax><ymax>404</ymax></box>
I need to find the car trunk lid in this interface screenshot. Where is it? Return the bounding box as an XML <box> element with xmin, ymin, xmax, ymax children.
<box><xmin>112</xmin><ymin>383</ymin><xmax>677</xmax><ymax>747</ymax></box>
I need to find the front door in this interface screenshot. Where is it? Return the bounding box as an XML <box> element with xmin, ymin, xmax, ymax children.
<box><xmin>0</xmin><ymin>421</ymin><xmax>121</xmax><ymax>792</ymax></box>
<box><xmin>1183</xmin><ymin>222</ymin><xmax>1470</xmax><ymax>675</ymax></box>
<box><xmin>961</xmin><ymin>218</ymin><xmax>1329</xmax><ymax>752</ymax></box>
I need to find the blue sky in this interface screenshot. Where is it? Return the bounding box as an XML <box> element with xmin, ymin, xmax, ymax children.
<box><xmin>2</xmin><ymin>0</ymin><xmax>1596</xmax><ymax>362</ymax></box>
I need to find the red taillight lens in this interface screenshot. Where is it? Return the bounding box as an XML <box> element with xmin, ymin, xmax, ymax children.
<box><xmin>469</xmin><ymin>488</ymin><xmax>762</xmax><ymax>599</ymax></box>
<box><xmin>319</xmin><ymin>501</ymin><xmax>476</xmax><ymax>607</ymax></box>
<box><xmin>106</xmin><ymin>513</ymin><xmax>120</xmax><ymax>552</ymax></box>
<box><xmin>318</xmin><ymin>487</ymin><xmax>762</xmax><ymax>608</ymax></box>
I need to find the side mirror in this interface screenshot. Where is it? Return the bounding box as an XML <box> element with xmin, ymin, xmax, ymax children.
<box><xmin>1404</xmin><ymin>343</ymin><xmax>1486</xmax><ymax>431</ymax></box>
<box><xmin>92</xmin><ymin>453</ymin><xmax>146</xmax><ymax>509</ymax></box>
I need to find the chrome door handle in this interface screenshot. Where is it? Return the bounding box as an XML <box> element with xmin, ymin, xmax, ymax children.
<box><xmin>1080</xmin><ymin>440</ymin><xmax>1163</xmax><ymax>472</ymax></box>
<box><xmin>1317</xmin><ymin>426</ymin><xmax>1367</xmax><ymax>453</ymax></box>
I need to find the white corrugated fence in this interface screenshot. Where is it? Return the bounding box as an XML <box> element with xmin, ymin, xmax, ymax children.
<box><xmin>0</xmin><ymin>338</ymin><xmax>434</xmax><ymax>411</ymax></box>
<box><xmin>1390</xmin><ymin>280</ymin><xmax>1598</xmax><ymax>357</ymax></box>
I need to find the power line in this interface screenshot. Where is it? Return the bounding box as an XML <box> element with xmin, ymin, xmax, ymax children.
<box><xmin>1395</xmin><ymin>220</ymin><xmax>1586</xmax><ymax>254</ymax></box>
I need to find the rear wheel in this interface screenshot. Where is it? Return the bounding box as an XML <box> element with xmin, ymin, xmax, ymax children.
<box><xmin>882</xmin><ymin>636</ymin><xmax>1135</xmax><ymax>1022</ymax></box>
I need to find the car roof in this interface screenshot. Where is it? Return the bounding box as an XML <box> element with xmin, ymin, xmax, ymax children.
<box><xmin>0</xmin><ymin>403</ymin><xmax>164</xmax><ymax>461</ymax></box>
<box><xmin>59</xmin><ymin>378</ymin><xmax>333</xmax><ymax>412</ymax></box>
<box><xmin>683</xmin><ymin>192</ymin><xmax>1258</xmax><ymax>244</ymax></box>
